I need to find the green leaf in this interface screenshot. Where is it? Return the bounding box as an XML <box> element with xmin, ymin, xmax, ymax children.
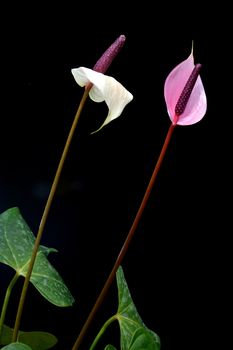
<box><xmin>19</xmin><ymin>331</ymin><xmax>57</xmax><ymax>350</ymax></box>
<box><xmin>0</xmin><ymin>325</ymin><xmax>11</xmax><ymax>345</ymax></box>
<box><xmin>116</xmin><ymin>266</ymin><xmax>160</xmax><ymax>350</ymax></box>
<box><xmin>0</xmin><ymin>207</ymin><xmax>74</xmax><ymax>306</ymax></box>
<box><xmin>104</xmin><ymin>346</ymin><xmax>117</xmax><ymax>350</ymax></box>
<box><xmin>1</xmin><ymin>343</ymin><xmax>32</xmax><ymax>350</ymax></box>
<box><xmin>0</xmin><ymin>325</ymin><xmax>57</xmax><ymax>350</ymax></box>
<box><xmin>128</xmin><ymin>327</ymin><xmax>160</xmax><ymax>350</ymax></box>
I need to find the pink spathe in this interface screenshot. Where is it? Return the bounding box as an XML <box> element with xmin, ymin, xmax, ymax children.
<box><xmin>164</xmin><ymin>50</ymin><xmax>207</xmax><ymax>125</ymax></box>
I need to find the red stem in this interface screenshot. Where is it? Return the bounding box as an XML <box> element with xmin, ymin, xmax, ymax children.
<box><xmin>71</xmin><ymin>122</ymin><xmax>176</xmax><ymax>350</ymax></box>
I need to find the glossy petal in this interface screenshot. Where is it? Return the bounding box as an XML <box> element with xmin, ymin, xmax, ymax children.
<box><xmin>72</xmin><ymin>67</ymin><xmax>133</xmax><ymax>132</ymax></box>
<box><xmin>164</xmin><ymin>51</ymin><xmax>207</xmax><ymax>125</ymax></box>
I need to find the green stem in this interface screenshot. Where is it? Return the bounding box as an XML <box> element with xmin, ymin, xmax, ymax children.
<box><xmin>12</xmin><ymin>87</ymin><xmax>90</xmax><ymax>342</ymax></box>
<box><xmin>0</xmin><ymin>273</ymin><xmax>19</xmax><ymax>339</ymax></box>
<box><xmin>71</xmin><ymin>122</ymin><xmax>176</xmax><ymax>350</ymax></box>
<box><xmin>89</xmin><ymin>315</ymin><xmax>117</xmax><ymax>350</ymax></box>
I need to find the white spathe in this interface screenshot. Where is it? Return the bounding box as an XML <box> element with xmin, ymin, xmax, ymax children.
<box><xmin>72</xmin><ymin>67</ymin><xmax>133</xmax><ymax>132</ymax></box>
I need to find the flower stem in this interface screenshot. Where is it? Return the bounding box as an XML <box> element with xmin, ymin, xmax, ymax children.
<box><xmin>12</xmin><ymin>87</ymin><xmax>90</xmax><ymax>342</ymax></box>
<box><xmin>71</xmin><ymin>122</ymin><xmax>176</xmax><ymax>350</ymax></box>
<box><xmin>0</xmin><ymin>273</ymin><xmax>19</xmax><ymax>339</ymax></box>
<box><xmin>89</xmin><ymin>315</ymin><xmax>117</xmax><ymax>350</ymax></box>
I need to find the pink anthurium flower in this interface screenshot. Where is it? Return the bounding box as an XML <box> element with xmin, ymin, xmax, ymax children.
<box><xmin>71</xmin><ymin>67</ymin><xmax>133</xmax><ymax>132</ymax></box>
<box><xmin>164</xmin><ymin>49</ymin><xmax>207</xmax><ymax>125</ymax></box>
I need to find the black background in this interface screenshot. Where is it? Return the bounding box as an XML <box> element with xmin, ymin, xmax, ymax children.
<box><xmin>0</xmin><ymin>2</ymin><xmax>230</xmax><ymax>350</ymax></box>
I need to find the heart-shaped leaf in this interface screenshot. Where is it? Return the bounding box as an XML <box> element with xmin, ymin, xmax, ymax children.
<box><xmin>1</xmin><ymin>343</ymin><xmax>32</xmax><ymax>350</ymax></box>
<box><xmin>128</xmin><ymin>327</ymin><xmax>160</xmax><ymax>349</ymax></box>
<box><xmin>104</xmin><ymin>346</ymin><xmax>117</xmax><ymax>350</ymax></box>
<box><xmin>19</xmin><ymin>331</ymin><xmax>57</xmax><ymax>350</ymax></box>
<box><xmin>0</xmin><ymin>207</ymin><xmax>74</xmax><ymax>306</ymax></box>
<box><xmin>0</xmin><ymin>325</ymin><xmax>57</xmax><ymax>350</ymax></box>
<box><xmin>116</xmin><ymin>266</ymin><xmax>160</xmax><ymax>350</ymax></box>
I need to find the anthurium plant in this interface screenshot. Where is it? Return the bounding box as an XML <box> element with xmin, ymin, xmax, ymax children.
<box><xmin>0</xmin><ymin>35</ymin><xmax>207</xmax><ymax>349</ymax></box>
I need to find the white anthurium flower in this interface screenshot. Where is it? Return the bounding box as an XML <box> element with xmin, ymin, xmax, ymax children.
<box><xmin>71</xmin><ymin>67</ymin><xmax>133</xmax><ymax>132</ymax></box>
